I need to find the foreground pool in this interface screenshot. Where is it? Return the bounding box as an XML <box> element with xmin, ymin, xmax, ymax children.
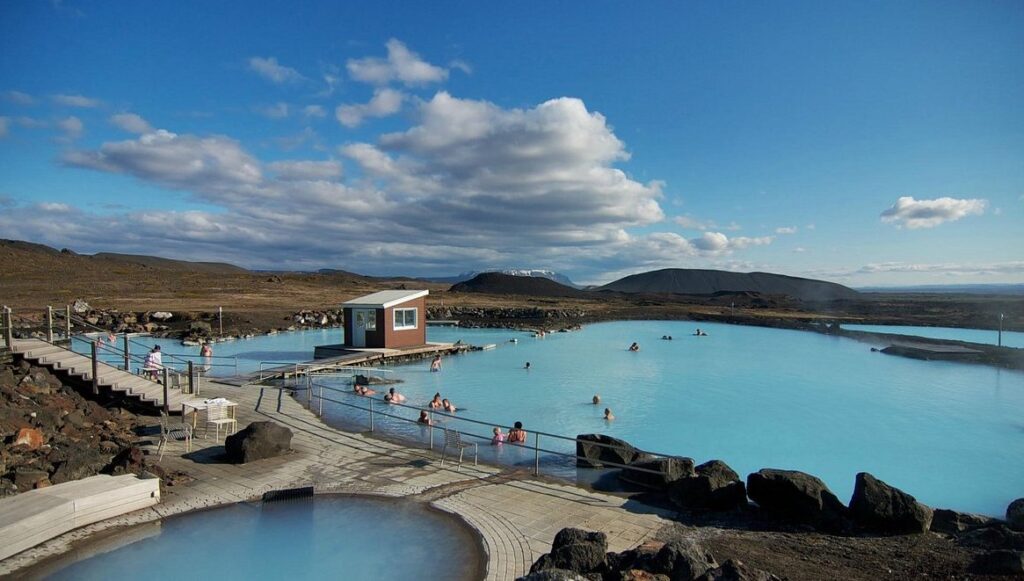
<box><xmin>41</xmin><ymin>496</ymin><xmax>483</xmax><ymax>580</ymax></box>
<box><xmin>315</xmin><ymin>321</ymin><xmax>1024</xmax><ymax>517</ymax></box>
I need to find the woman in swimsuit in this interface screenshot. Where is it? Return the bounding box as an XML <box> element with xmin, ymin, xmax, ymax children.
<box><xmin>507</xmin><ymin>421</ymin><xmax>527</xmax><ymax>444</ymax></box>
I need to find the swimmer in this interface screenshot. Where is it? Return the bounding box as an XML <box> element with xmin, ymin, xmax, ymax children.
<box><xmin>383</xmin><ymin>393</ymin><xmax>393</xmax><ymax>403</ymax></box>
<box><xmin>442</xmin><ymin>398</ymin><xmax>457</xmax><ymax>413</ymax></box>
<box><xmin>628</xmin><ymin>342</ymin><xmax>640</xmax><ymax>352</ymax></box>
<box><xmin>491</xmin><ymin>426</ymin><xmax>506</xmax><ymax>445</ymax></box>
<box><xmin>359</xmin><ymin>386</ymin><xmax>376</xmax><ymax>396</ymax></box>
<box><xmin>668</xmin><ymin>335</ymin><xmax>673</xmax><ymax>340</ymax></box>
<box><xmin>418</xmin><ymin>410</ymin><xmax>432</xmax><ymax>425</ymax></box>
<box><xmin>603</xmin><ymin>408</ymin><xmax>615</xmax><ymax>421</ymax></box>
<box><xmin>387</xmin><ymin>387</ymin><xmax>406</xmax><ymax>404</ymax></box>
<box><xmin>524</xmin><ymin>362</ymin><xmax>531</xmax><ymax>370</ymax></box>
<box><xmin>430</xmin><ymin>354</ymin><xmax>442</xmax><ymax>372</ymax></box>
<box><xmin>592</xmin><ymin>394</ymin><xmax>601</xmax><ymax>405</ymax></box>
<box><xmin>507</xmin><ymin>421</ymin><xmax>527</xmax><ymax>444</ymax></box>
<box><xmin>430</xmin><ymin>393</ymin><xmax>443</xmax><ymax>409</ymax></box>
<box><xmin>510</xmin><ymin>338</ymin><xmax>518</xmax><ymax>343</ymax></box>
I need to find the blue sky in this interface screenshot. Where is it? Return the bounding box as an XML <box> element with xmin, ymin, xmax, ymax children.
<box><xmin>1</xmin><ymin>1</ymin><xmax>1021</xmax><ymax>286</ymax></box>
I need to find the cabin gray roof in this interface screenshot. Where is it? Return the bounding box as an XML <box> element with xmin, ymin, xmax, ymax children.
<box><xmin>342</xmin><ymin>289</ymin><xmax>429</xmax><ymax>309</ymax></box>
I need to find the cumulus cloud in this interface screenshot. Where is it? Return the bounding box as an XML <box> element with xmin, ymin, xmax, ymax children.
<box><xmin>56</xmin><ymin>116</ymin><xmax>83</xmax><ymax>141</ymax></box>
<box><xmin>335</xmin><ymin>88</ymin><xmax>404</xmax><ymax>127</ymax></box>
<box><xmin>267</xmin><ymin>159</ymin><xmax>342</xmax><ymax>181</ymax></box>
<box><xmin>674</xmin><ymin>215</ymin><xmax>711</xmax><ymax>230</ymax></box>
<box><xmin>110</xmin><ymin>113</ymin><xmax>152</xmax><ymax>134</ymax></box>
<box><xmin>255</xmin><ymin>102</ymin><xmax>290</xmax><ymax>119</ymax></box>
<box><xmin>346</xmin><ymin>39</ymin><xmax>448</xmax><ymax>86</ymax></box>
<box><xmin>4</xmin><ymin>90</ymin><xmax>35</xmax><ymax>105</ymax></box>
<box><xmin>880</xmin><ymin>196</ymin><xmax>987</xmax><ymax>229</ymax></box>
<box><xmin>775</xmin><ymin>226</ymin><xmax>797</xmax><ymax>234</ymax></box>
<box><xmin>247</xmin><ymin>57</ymin><xmax>304</xmax><ymax>84</ymax></box>
<box><xmin>51</xmin><ymin>94</ymin><xmax>101</xmax><ymax>108</ymax></box>
<box><xmin>691</xmin><ymin>232</ymin><xmax>773</xmax><ymax>253</ymax></box>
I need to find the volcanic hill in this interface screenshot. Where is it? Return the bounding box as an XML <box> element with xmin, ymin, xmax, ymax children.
<box><xmin>450</xmin><ymin>272</ymin><xmax>590</xmax><ymax>298</ymax></box>
<box><xmin>599</xmin><ymin>268</ymin><xmax>859</xmax><ymax>301</ymax></box>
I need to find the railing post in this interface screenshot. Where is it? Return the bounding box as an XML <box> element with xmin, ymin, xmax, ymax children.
<box><xmin>161</xmin><ymin>368</ymin><xmax>169</xmax><ymax>415</ymax></box>
<box><xmin>428</xmin><ymin>411</ymin><xmax>434</xmax><ymax>449</ymax></box>
<box><xmin>318</xmin><ymin>384</ymin><xmax>323</xmax><ymax>417</ymax></box>
<box><xmin>65</xmin><ymin>305</ymin><xmax>71</xmax><ymax>339</ymax></box>
<box><xmin>3</xmin><ymin>307</ymin><xmax>12</xmax><ymax>349</ymax></box>
<box><xmin>188</xmin><ymin>361</ymin><xmax>195</xmax><ymax>395</ymax></box>
<box><xmin>369</xmin><ymin>397</ymin><xmax>374</xmax><ymax>432</ymax></box>
<box><xmin>122</xmin><ymin>334</ymin><xmax>130</xmax><ymax>373</ymax></box>
<box><xmin>46</xmin><ymin>306</ymin><xmax>54</xmax><ymax>343</ymax></box>
<box><xmin>307</xmin><ymin>375</ymin><xmax>312</xmax><ymax>407</ymax></box>
<box><xmin>534</xmin><ymin>433</ymin><xmax>541</xmax><ymax>476</ymax></box>
<box><xmin>91</xmin><ymin>341</ymin><xmax>99</xmax><ymax>395</ymax></box>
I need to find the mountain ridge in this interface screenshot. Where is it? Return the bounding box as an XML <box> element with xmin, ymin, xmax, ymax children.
<box><xmin>599</xmin><ymin>268</ymin><xmax>859</xmax><ymax>301</ymax></box>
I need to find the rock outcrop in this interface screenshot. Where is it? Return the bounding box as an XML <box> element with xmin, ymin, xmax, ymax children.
<box><xmin>1007</xmin><ymin>498</ymin><xmax>1024</xmax><ymax>532</ymax></box>
<box><xmin>930</xmin><ymin>508</ymin><xmax>995</xmax><ymax>535</ymax></box>
<box><xmin>746</xmin><ymin>469</ymin><xmax>847</xmax><ymax>531</ymax></box>
<box><xmin>528</xmin><ymin>528</ymin><xmax>608</xmax><ymax>576</ymax></box>
<box><xmin>848</xmin><ymin>472</ymin><xmax>932</xmax><ymax>534</ymax></box>
<box><xmin>620</xmin><ymin>456</ymin><xmax>695</xmax><ymax>491</ymax></box>
<box><xmin>576</xmin><ymin>434</ymin><xmax>647</xmax><ymax>468</ymax></box>
<box><xmin>669</xmin><ymin>459</ymin><xmax>748</xmax><ymax>512</ymax></box>
<box><xmin>696</xmin><ymin>559</ymin><xmax>782</xmax><ymax>581</ymax></box>
<box><xmin>224</xmin><ymin>421</ymin><xmax>293</xmax><ymax>464</ymax></box>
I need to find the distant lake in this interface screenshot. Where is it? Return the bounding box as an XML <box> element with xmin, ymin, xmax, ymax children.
<box><xmin>843</xmin><ymin>324</ymin><xmax>1024</xmax><ymax>349</ymax></box>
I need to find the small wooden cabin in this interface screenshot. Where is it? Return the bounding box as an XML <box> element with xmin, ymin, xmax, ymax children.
<box><xmin>342</xmin><ymin>290</ymin><xmax>428</xmax><ymax>349</ymax></box>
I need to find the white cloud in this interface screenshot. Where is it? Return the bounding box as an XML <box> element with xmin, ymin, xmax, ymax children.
<box><xmin>0</xmin><ymin>117</ymin><xmax>8</xmax><ymax>138</ymax></box>
<box><xmin>691</xmin><ymin>232</ymin><xmax>773</xmax><ymax>253</ymax></box>
<box><xmin>4</xmin><ymin>91</ymin><xmax>35</xmax><ymax>105</ymax></box>
<box><xmin>346</xmin><ymin>39</ymin><xmax>448</xmax><ymax>86</ymax></box>
<box><xmin>51</xmin><ymin>94</ymin><xmax>101</xmax><ymax>108</ymax></box>
<box><xmin>335</xmin><ymin>88</ymin><xmax>404</xmax><ymax>127</ymax></box>
<box><xmin>110</xmin><ymin>113</ymin><xmax>152</xmax><ymax>134</ymax></box>
<box><xmin>449</xmin><ymin>59</ymin><xmax>473</xmax><ymax>75</ymax></box>
<box><xmin>674</xmin><ymin>215</ymin><xmax>711</xmax><ymax>230</ymax></box>
<box><xmin>793</xmin><ymin>247</ymin><xmax>807</xmax><ymax>253</ymax></box>
<box><xmin>856</xmin><ymin>261</ymin><xmax>1024</xmax><ymax>275</ymax></box>
<box><xmin>267</xmin><ymin>160</ymin><xmax>342</xmax><ymax>181</ymax></box>
<box><xmin>302</xmin><ymin>105</ymin><xmax>326</xmax><ymax>118</ymax></box>
<box><xmin>880</xmin><ymin>196</ymin><xmax>987</xmax><ymax>229</ymax></box>
<box><xmin>775</xmin><ymin>226</ymin><xmax>797</xmax><ymax>234</ymax></box>
<box><xmin>247</xmin><ymin>57</ymin><xmax>304</xmax><ymax>84</ymax></box>
<box><xmin>255</xmin><ymin>102</ymin><xmax>290</xmax><ymax>119</ymax></box>
<box><xmin>56</xmin><ymin>116</ymin><xmax>83</xmax><ymax>140</ymax></box>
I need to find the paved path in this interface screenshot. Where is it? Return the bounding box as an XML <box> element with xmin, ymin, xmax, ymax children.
<box><xmin>1</xmin><ymin>378</ymin><xmax>673</xmax><ymax>579</ymax></box>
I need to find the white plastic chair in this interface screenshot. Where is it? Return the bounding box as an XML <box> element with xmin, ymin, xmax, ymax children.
<box><xmin>158</xmin><ymin>411</ymin><xmax>192</xmax><ymax>460</ymax></box>
<box><xmin>204</xmin><ymin>403</ymin><xmax>237</xmax><ymax>442</ymax></box>
<box><xmin>440</xmin><ymin>428</ymin><xmax>477</xmax><ymax>471</ymax></box>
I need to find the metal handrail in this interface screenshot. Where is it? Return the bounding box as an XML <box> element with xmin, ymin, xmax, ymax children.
<box><xmin>256</xmin><ymin>361</ymin><xmax>395</xmax><ymax>382</ymax></box>
<box><xmin>301</xmin><ymin>381</ymin><xmax>679</xmax><ymax>478</ymax></box>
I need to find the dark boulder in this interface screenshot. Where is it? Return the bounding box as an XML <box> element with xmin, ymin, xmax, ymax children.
<box><xmin>848</xmin><ymin>472</ymin><xmax>932</xmax><ymax>534</ymax></box>
<box><xmin>530</xmin><ymin>528</ymin><xmax>608</xmax><ymax>576</ymax></box>
<box><xmin>649</xmin><ymin>539</ymin><xmax>718</xmax><ymax>580</ymax></box>
<box><xmin>1008</xmin><ymin>498</ymin><xmax>1024</xmax><ymax>532</ymax></box>
<box><xmin>553</xmin><ymin>528</ymin><xmax>607</xmax><ymax>549</ymax></box>
<box><xmin>969</xmin><ymin>550</ymin><xmax>1024</xmax><ymax>576</ymax></box>
<box><xmin>958</xmin><ymin>524</ymin><xmax>1024</xmax><ymax>551</ymax></box>
<box><xmin>746</xmin><ymin>469</ymin><xmax>847</xmax><ymax>531</ymax></box>
<box><xmin>576</xmin><ymin>434</ymin><xmax>647</xmax><ymax>468</ymax></box>
<box><xmin>695</xmin><ymin>559</ymin><xmax>782</xmax><ymax>581</ymax></box>
<box><xmin>224</xmin><ymin>421</ymin><xmax>293</xmax><ymax>464</ymax></box>
<box><xmin>516</xmin><ymin>570</ymin><xmax>589</xmax><ymax>581</ymax></box>
<box><xmin>669</xmin><ymin>460</ymin><xmax>747</xmax><ymax>512</ymax></box>
<box><xmin>620</xmin><ymin>456</ymin><xmax>695</xmax><ymax>491</ymax></box>
<box><xmin>104</xmin><ymin>446</ymin><xmax>146</xmax><ymax>476</ymax></box>
<box><xmin>14</xmin><ymin>468</ymin><xmax>50</xmax><ymax>491</ymax></box>
<box><xmin>930</xmin><ymin>508</ymin><xmax>994</xmax><ymax>535</ymax></box>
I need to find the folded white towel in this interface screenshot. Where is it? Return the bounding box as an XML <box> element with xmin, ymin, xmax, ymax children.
<box><xmin>203</xmin><ymin>397</ymin><xmax>228</xmax><ymax>404</ymax></box>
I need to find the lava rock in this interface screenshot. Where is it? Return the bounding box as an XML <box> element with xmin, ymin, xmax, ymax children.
<box><xmin>746</xmin><ymin>468</ymin><xmax>847</xmax><ymax>531</ymax></box>
<box><xmin>620</xmin><ymin>456</ymin><xmax>695</xmax><ymax>491</ymax></box>
<box><xmin>13</xmin><ymin>427</ymin><xmax>44</xmax><ymax>450</ymax></box>
<box><xmin>14</xmin><ymin>468</ymin><xmax>50</xmax><ymax>491</ymax></box>
<box><xmin>104</xmin><ymin>446</ymin><xmax>146</xmax><ymax>476</ymax></box>
<box><xmin>576</xmin><ymin>434</ymin><xmax>648</xmax><ymax>468</ymax></box>
<box><xmin>530</xmin><ymin>528</ymin><xmax>609</xmax><ymax>575</ymax></box>
<box><xmin>669</xmin><ymin>460</ymin><xmax>748</xmax><ymax>512</ymax></box>
<box><xmin>848</xmin><ymin>472</ymin><xmax>933</xmax><ymax>534</ymax></box>
<box><xmin>516</xmin><ymin>570</ymin><xmax>589</xmax><ymax>581</ymax></box>
<box><xmin>1007</xmin><ymin>498</ymin><xmax>1024</xmax><ymax>532</ymax></box>
<box><xmin>969</xmin><ymin>550</ymin><xmax>1024</xmax><ymax>575</ymax></box>
<box><xmin>224</xmin><ymin>421</ymin><xmax>293</xmax><ymax>464</ymax></box>
<box><xmin>930</xmin><ymin>508</ymin><xmax>994</xmax><ymax>535</ymax></box>
<box><xmin>695</xmin><ymin>559</ymin><xmax>782</xmax><ymax>581</ymax></box>
<box><xmin>958</xmin><ymin>524</ymin><xmax>1024</xmax><ymax>551</ymax></box>
<box><xmin>649</xmin><ymin>538</ymin><xmax>718</xmax><ymax>579</ymax></box>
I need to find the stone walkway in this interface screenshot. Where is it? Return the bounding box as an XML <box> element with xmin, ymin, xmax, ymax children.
<box><xmin>1</xmin><ymin>378</ymin><xmax>673</xmax><ymax>579</ymax></box>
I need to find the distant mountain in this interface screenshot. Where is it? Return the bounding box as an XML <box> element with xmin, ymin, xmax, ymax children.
<box><xmin>599</xmin><ymin>268</ymin><xmax>859</xmax><ymax>301</ymax></box>
<box><xmin>450</xmin><ymin>272</ymin><xmax>590</xmax><ymax>298</ymax></box>
<box><xmin>93</xmin><ymin>252</ymin><xmax>249</xmax><ymax>274</ymax></box>
<box><xmin>0</xmin><ymin>240</ymin><xmax>251</xmax><ymax>275</ymax></box>
<box><xmin>857</xmin><ymin>283</ymin><xmax>1024</xmax><ymax>295</ymax></box>
<box><xmin>431</xmin><ymin>269</ymin><xmax>578</xmax><ymax>287</ymax></box>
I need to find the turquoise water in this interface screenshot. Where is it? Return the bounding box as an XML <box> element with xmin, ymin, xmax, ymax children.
<box><xmin>44</xmin><ymin>496</ymin><xmax>480</xmax><ymax>580</ymax></box>
<box><xmin>843</xmin><ymin>324</ymin><xmax>1024</xmax><ymax>349</ymax></box>
<box><xmin>313</xmin><ymin>321</ymin><xmax>1023</xmax><ymax>517</ymax></box>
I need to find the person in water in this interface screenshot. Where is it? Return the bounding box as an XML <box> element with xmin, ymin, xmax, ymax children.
<box><xmin>418</xmin><ymin>410</ymin><xmax>432</xmax><ymax>425</ymax></box>
<box><xmin>524</xmin><ymin>362</ymin><xmax>531</xmax><ymax>370</ymax></box>
<box><xmin>430</xmin><ymin>393</ymin><xmax>443</xmax><ymax>409</ymax></box>
<box><xmin>430</xmin><ymin>355</ymin><xmax>442</xmax><ymax>372</ymax></box>
<box><xmin>387</xmin><ymin>387</ymin><xmax>406</xmax><ymax>404</ymax></box>
<box><xmin>628</xmin><ymin>342</ymin><xmax>640</xmax><ymax>352</ymax></box>
<box><xmin>442</xmin><ymin>398</ymin><xmax>456</xmax><ymax>412</ymax></box>
<box><xmin>491</xmin><ymin>426</ymin><xmax>506</xmax><ymax>445</ymax></box>
<box><xmin>604</xmin><ymin>408</ymin><xmax>615</xmax><ymax>421</ymax></box>
<box><xmin>592</xmin><ymin>394</ymin><xmax>601</xmax><ymax>405</ymax></box>
<box><xmin>507</xmin><ymin>421</ymin><xmax>527</xmax><ymax>443</ymax></box>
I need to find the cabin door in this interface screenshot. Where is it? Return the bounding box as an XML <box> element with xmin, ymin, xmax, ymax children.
<box><xmin>352</xmin><ymin>309</ymin><xmax>375</xmax><ymax>347</ymax></box>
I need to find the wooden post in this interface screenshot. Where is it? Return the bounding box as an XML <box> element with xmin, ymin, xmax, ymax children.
<box><xmin>161</xmin><ymin>368</ymin><xmax>169</xmax><ymax>415</ymax></box>
<box><xmin>46</xmin><ymin>306</ymin><xmax>54</xmax><ymax>343</ymax></box>
<box><xmin>188</xmin><ymin>361</ymin><xmax>195</xmax><ymax>395</ymax></box>
<box><xmin>91</xmin><ymin>341</ymin><xmax>99</xmax><ymax>395</ymax></box>
<box><xmin>3</xmin><ymin>308</ymin><xmax>12</xmax><ymax>349</ymax></box>
<box><xmin>65</xmin><ymin>305</ymin><xmax>72</xmax><ymax>339</ymax></box>
<box><xmin>123</xmin><ymin>334</ymin><xmax>130</xmax><ymax>372</ymax></box>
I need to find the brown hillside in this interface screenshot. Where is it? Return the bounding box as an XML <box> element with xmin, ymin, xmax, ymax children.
<box><xmin>450</xmin><ymin>272</ymin><xmax>590</xmax><ymax>298</ymax></box>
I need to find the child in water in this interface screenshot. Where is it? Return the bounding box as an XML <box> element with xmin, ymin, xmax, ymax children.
<box><xmin>491</xmin><ymin>427</ymin><xmax>506</xmax><ymax>445</ymax></box>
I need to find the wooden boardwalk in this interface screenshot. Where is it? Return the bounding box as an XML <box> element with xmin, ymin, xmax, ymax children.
<box><xmin>9</xmin><ymin>338</ymin><xmax>197</xmax><ymax>411</ymax></box>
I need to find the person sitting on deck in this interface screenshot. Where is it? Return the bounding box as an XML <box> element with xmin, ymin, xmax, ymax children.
<box><xmin>388</xmin><ymin>387</ymin><xmax>406</xmax><ymax>404</ymax></box>
<box><xmin>418</xmin><ymin>410</ymin><xmax>432</xmax><ymax>426</ymax></box>
<box><xmin>507</xmin><ymin>421</ymin><xmax>527</xmax><ymax>444</ymax></box>
<box><xmin>628</xmin><ymin>342</ymin><xmax>640</xmax><ymax>352</ymax></box>
<box><xmin>492</xmin><ymin>426</ymin><xmax>506</xmax><ymax>445</ymax></box>
<box><xmin>430</xmin><ymin>393</ymin><xmax>443</xmax><ymax>409</ymax></box>
<box><xmin>430</xmin><ymin>354</ymin><xmax>442</xmax><ymax>372</ymax></box>
<box><xmin>143</xmin><ymin>345</ymin><xmax>163</xmax><ymax>380</ymax></box>
<box><xmin>442</xmin><ymin>398</ymin><xmax>457</xmax><ymax>413</ymax></box>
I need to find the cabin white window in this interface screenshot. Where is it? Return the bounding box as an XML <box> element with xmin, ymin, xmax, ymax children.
<box><xmin>393</xmin><ymin>307</ymin><xmax>417</xmax><ymax>330</ymax></box>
